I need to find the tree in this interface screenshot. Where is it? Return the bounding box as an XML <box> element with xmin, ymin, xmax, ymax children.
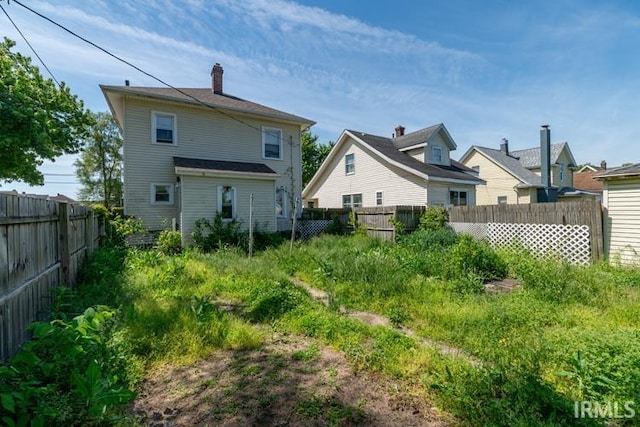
<box><xmin>302</xmin><ymin>131</ymin><xmax>334</xmax><ymax>187</ymax></box>
<box><xmin>74</xmin><ymin>112</ymin><xmax>123</xmax><ymax>208</ymax></box>
<box><xmin>0</xmin><ymin>38</ymin><xmax>92</xmax><ymax>185</ymax></box>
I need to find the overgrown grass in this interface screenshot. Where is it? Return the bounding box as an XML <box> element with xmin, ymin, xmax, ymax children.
<box><xmin>7</xmin><ymin>229</ymin><xmax>639</xmax><ymax>426</ymax></box>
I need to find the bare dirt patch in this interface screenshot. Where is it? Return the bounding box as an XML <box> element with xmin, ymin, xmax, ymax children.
<box><xmin>131</xmin><ymin>331</ymin><xmax>450</xmax><ymax>426</ymax></box>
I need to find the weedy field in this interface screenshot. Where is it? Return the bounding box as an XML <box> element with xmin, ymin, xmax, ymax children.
<box><xmin>2</xmin><ymin>224</ymin><xmax>640</xmax><ymax>426</ymax></box>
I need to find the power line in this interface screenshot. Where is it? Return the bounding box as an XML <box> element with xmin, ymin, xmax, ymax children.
<box><xmin>0</xmin><ymin>2</ymin><xmax>60</xmax><ymax>86</ymax></box>
<box><xmin>10</xmin><ymin>0</ymin><xmax>307</xmax><ymax>147</ymax></box>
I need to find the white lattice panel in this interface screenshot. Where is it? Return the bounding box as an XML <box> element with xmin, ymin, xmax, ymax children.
<box><xmin>297</xmin><ymin>220</ymin><xmax>332</xmax><ymax>240</ymax></box>
<box><xmin>486</xmin><ymin>222</ymin><xmax>591</xmax><ymax>265</ymax></box>
<box><xmin>449</xmin><ymin>222</ymin><xmax>488</xmax><ymax>240</ymax></box>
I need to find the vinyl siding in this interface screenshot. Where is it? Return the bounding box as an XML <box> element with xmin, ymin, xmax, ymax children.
<box><xmin>426</xmin><ymin>133</ymin><xmax>451</xmax><ymax>166</ymax></box>
<box><xmin>122</xmin><ymin>96</ymin><xmax>302</xmax><ymax>231</ymax></box>
<box><xmin>603</xmin><ymin>178</ymin><xmax>640</xmax><ymax>264</ymax></box>
<box><xmin>552</xmin><ymin>150</ymin><xmax>574</xmax><ymax>188</ymax></box>
<box><xmin>180</xmin><ymin>175</ymin><xmax>276</xmax><ymax>244</ymax></box>
<box><xmin>306</xmin><ymin>137</ymin><xmax>426</xmax><ymax>207</ymax></box>
<box><xmin>406</xmin><ymin>147</ymin><xmax>425</xmax><ymax>162</ymax></box>
<box><xmin>462</xmin><ymin>151</ymin><xmax>523</xmax><ymax>205</ymax></box>
<box><xmin>427</xmin><ymin>182</ymin><xmax>476</xmax><ymax>206</ymax></box>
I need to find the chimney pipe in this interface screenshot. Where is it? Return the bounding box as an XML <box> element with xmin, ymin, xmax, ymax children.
<box><xmin>600</xmin><ymin>160</ymin><xmax>607</xmax><ymax>170</ymax></box>
<box><xmin>500</xmin><ymin>138</ymin><xmax>509</xmax><ymax>155</ymax></box>
<box><xmin>211</xmin><ymin>63</ymin><xmax>223</xmax><ymax>94</ymax></box>
<box><xmin>539</xmin><ymin>124</ymin><xmax>556</xmax><ymax>202</ymax></box>
<box><xmin>394</xmin><ymin>125</ymin><xmax>405</xmax><ymax>137</ymax></box>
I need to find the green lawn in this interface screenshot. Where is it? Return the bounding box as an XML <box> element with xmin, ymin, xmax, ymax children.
<box><xmin>4</xmin><ymin>230</ymin><xmax>639</xmax><ymax>425</ymax></box>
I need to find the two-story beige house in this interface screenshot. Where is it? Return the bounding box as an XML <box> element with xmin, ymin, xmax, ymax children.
<box><xmin>459</xmin><ymin>133</ymin><xmax>578</xmax><ymax>205</ymax></box>
<box><xmin>101</xmin><ymin>63</ymin><xmax>314</xmax><ymax>243</ymax></box>
<box><xmin>302</xmin><ymin>124</ymin><xmax>483</xmax><ymax>208</ymax></box>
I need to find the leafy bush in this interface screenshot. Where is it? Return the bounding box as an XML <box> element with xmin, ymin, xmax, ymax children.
<box><xmin>398</xmin><ymin>227</ymin><xmax>459</xmax><ymax>251</ymax></box>
<box><xmin>107</xmin><ymin>215</ymin><xmax>146</xmax><ymax>245</ymax></box>
<box><xmin>347</xmin><ymin>211</ymin><xmax>368</xmax><ymax>236</ymax></box>
<box><xmin>0</xmin><ymin>307</ymin><xmax>135</xmax><ymax>426</ymax></box>
<box><xmin>443</xmin><ymin>235</ymin><xmax>508</xmax><ymax>282</ymax></box>
<box><xmin>419</xmin><ymin>206</ymin><xmax>449</xmax><ymax>231</ymax></box>
<box><xmin>245</xmin><ymin>280</ymin><xmax>309</xmax><ymax>322</ymax></box>
<box><xmin>191</xmin><ymin>213</ymin><xmax>242</xmax><ymax>252</ymax></box>
<box><xmin>157</xmin><ymin>229</ymin><xmax>182</xmax><ymax>255</ymax></box>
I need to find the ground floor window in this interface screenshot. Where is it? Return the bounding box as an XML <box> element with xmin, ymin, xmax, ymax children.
<box><xmin>342</xmin><ymin>193</ymin><xmax>363</xmax><ymax>208</ymax></box>
<box><xmin>449</xmin><ymin>190</ymin><xmax>467</xmax><ymax>206</ymax></box>
<box><xmin>151</xmin><ymin>183</ymin><xmax>173</xmax><ymax>205</ymax></box>
<box><xmin>217</xmin><ymin>185</ymin><xmax>235</xmax><ymax>219</ymax></box>
<box><xmin>497</xmin><ymin>195</ymin><xmax>508</xmax><ymax>204</ymax></box>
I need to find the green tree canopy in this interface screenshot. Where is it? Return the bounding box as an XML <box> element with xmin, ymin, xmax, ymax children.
<box><xmin>74</xmin><ymin>112</ymin><xmax>123</xmax><ymax>208</ymax></box>
<box><xmin>0</xmin><ymin>38</ymin><xmax>92</xmax><ymax>185</ymax></box>
<box><xmin>302</xmin><ymin>131</ymin><xmax>334</xmax><ymax>187</ymax></box>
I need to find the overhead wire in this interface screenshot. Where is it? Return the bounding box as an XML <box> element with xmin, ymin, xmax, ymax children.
<box><xmin>0</xmin><ymin>1</ymin><xmax>60</xmax><ymax>86</ymax></box>
<box><xmin>10</xmin><ymin>0</ymin><xmax>306</xmax><ymax>147</ymax></box>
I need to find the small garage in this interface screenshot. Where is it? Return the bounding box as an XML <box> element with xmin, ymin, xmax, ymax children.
<box><xmin>596</xmin><ymin>164</ymin><xmax>640</xmax><ymax>264</ymax></box>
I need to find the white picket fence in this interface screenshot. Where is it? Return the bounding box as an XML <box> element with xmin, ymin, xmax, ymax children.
<box><xmin>450</xmin><ymin>222</ymin><xmax>591</xmax><ymax>265</ymax></box>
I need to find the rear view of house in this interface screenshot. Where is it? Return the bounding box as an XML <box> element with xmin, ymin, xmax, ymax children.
<box><xmin>101</xmin><ymin>63</ymin><xmax>314</xmax><ymax>244</ymax></box>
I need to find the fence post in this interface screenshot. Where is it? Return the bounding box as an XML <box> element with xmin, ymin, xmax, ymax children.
<box><xmin>85</xmin><ymin>209</ymin><xmax>94</xmax><ymax>257</ymax></box>
<box><xmin>58</xmin><ymin>203</ymin><xmax>72</xmax><ymax>288</ymax></box>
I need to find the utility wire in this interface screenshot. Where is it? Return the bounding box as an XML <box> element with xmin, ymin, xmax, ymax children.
<box><xmin>10</xmin><ymin>0</ymin><xmax>306</xmax><ymax>146</ymax></box>
<box><xmin>0</xmin><ymin>1</ymin><xmax>60</xmax><ymax>86</ymax></box>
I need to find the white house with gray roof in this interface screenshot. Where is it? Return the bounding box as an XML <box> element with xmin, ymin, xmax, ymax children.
<box><xmin>302</xmin><ymin>124</ymin><xmax>483</xmax><ymax>208</ymax></box>
<box><xmin>459</xmin><ymin>131</ymin><xmax>579</xmax><ymax>205</ymax></box>
<box><xmin>101</xmin><ymin>63</ymin><xmax>315</xmax><ymax>244</ymax></box>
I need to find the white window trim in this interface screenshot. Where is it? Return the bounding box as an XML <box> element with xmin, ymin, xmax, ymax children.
<box><xmin>151</xmin><ymin>111</ymin><xmax>177</xmax><ymax>146</ymax></box>
<box><xmin>497</xmin><ymin>195</ymin><xmax>508</xmax><ymax>204</ymax></box>
<box><xmin>342</xmin><ymin>193</ymin><xmax>363</xmax><ymax>208</ymax></box>
<box><xmin>276</xmin><ymin>187</ymin><xmax>287</xmax><ymax>218</ymax></box>
<box><xmin>150</xmin><ymin>183</ymin><xmax>174</xmax><ymax>205</ymax></box>
<box><xmin>345</xmin><ymin>153</ymin><xmax>355</xmax><ymax>175</ymax></box>
<box><xmin>432</xmin><ymin>146</ymin><xmax>442</xmax><ymax>163</ymax></box>
<box><xmin>449</xmin><ymin>189</ymin><xmax>468</xmax><ymax>206</ymax></box>
<box><xmin>375</xmin><ymin>190</ymin><xmax>383</xmax><ymax>206</ymax></box>
<box><xmin>217</xmin><ymin>185</ymin><xmax>236</xmax><ymax>220</ymax></box>
<box><xmin>559</xmin><ymin>163</ymin><xmax>566</xmax><ymax>182</ymax></box>
<box><xmin>262</xmin><ymin>126</ymin><xmax>283</xmax><ymax>160</ymax></box>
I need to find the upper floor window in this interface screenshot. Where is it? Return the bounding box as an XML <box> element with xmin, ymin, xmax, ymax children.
<box><xmin>559</xmin><ymin>163</ymin><xmax>566</xmax><ymax>182</ymax></box>
<box><xmin>152</xmin><ymin>112</ymin><xmax>176</xmax><ymax>145</ymax></box>
<box><xmin>450</xmin><ymin>190</ymin><xmax>467</xmax><ymax>206</ymax></box>
<box><xmin>217</xmin><ymin>185</ymin><xmax>236</xmax><ymax>219</ymax></box>
<box><xmin>432</xmin><ymin>146</ymin><xmax>442</xmax><ymax>163</ymax></box>
<box><xmin>151</xmin><ymin>183</ymin><xmax>174</xmax><ymax>205</ymax></box>
<box><xmin>263</xmin><ymin>127</ymin><xmax>282</xmax><ymax>159</ymax></box>
<box><xmin>345</xmin><ymin>153</ymin><xmax>355</xmax><ymax>175</ymax></box>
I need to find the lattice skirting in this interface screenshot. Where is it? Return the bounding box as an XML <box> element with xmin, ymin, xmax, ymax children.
<box><xmin>450</xmin><ymin>222</ymin><xmax>591</xmax><ymax>265</ymax></box>
<box><xmin>297</xmin><ymin>220</ymin><xmax>332</xmax><ymax>240</ymax></box>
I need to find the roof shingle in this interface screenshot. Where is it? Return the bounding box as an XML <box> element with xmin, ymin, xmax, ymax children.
<box><xmin>173</xmin><ymin>157</ymin><xmax>277</xmax><ymax>175</ymax></box>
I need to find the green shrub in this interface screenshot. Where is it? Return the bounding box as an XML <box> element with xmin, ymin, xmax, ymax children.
<box><xmin>419</xmin><ymin>206</ymin><xmax>449</xmax><ymax>231</ymax></box>
<box><xmin>0</xmin><ymin>307</ymin><xmax>135</xmax><ymax>426</ymax></box>
<box><xmin>157</xmin><ymin>229</ymin><xmax>182</xmax><ymax>255</ymax></box>
<box><xmin>107</xmin><ymin>215</ymin><xmax>146</xmax><ymax>245</ymax></box>
<box><xmin>444</xmin><ymin>235</ymin><xmax>508</xmax><ymax>282</ymax></box>
<box><xmin>191</xmin><ymin>213</ymin><xmax>242</xmax><ymax>252</ymax></box>
<box><xmin>398</xmin><ymin>227</ymin><xmax>459</xmax><ymax>251</ymax></box>
<box><xmin>347</xmin><ymin>211</ymin><xmax>367</xmax><ymax>236</ymax></box>
<box><xmin>245</xmin><ymin>280</ymin><xmax>309</xmax><ymax>322</ymax></box>
<box><xmin>324</xmin><ymin>214</ymin><xmax>343</xmax><ymax>235</ymax></box>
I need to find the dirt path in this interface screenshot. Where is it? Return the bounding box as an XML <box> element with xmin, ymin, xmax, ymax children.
<box><xmin>288</xmin><ymin>277</ymin><xmax>481</xmax><ymax>366</ymax></box>
<box><xmin>131</xmin><ymin>331</ymin><xmax>450</xmax><ymax>426</ymax></box>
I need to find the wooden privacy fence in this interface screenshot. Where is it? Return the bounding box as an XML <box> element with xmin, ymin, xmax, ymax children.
<box><xmin>0</xmin><ymin>194</ymin><xmax>100</xmax><ymax>361</ymax></box>
<box><xmin>448</xmin><ymin>199</ymin><xmax>604</xmax><ymax>262</ymax></box>
<box><xmin>300</xmin><ymin>206</ymin><xmax>427</xmax><ymax>240</ymax></box>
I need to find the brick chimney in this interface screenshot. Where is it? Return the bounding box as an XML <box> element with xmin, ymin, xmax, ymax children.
<box><xmin>395</xmin><ymin>125</ymin><xmax>405</xmax><ymax>137</ymax></box>
<box><xmin>500</xmin><ymin>138</ymin><xmax>509</xmax><ymax>155</ymax></box>
<box><xmin>211</xmin><ymin>63</ymin><xmax>223</xmax><ymax>94</ymax></box>
<box><xmin>600</xmin><ymin>160</ymin><xmax>607</xmax><ymax>170</ymax></box>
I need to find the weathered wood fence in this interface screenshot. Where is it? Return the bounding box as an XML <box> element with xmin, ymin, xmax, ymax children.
<box><xmin>449</xmin><ymin>199</ymin><xmax>604</xmax><ymax>261</ymax></box>
<box><xmin>0</xmin><ymin>194</ymin><xmax>100</xmax><ymax>360</ymax></box>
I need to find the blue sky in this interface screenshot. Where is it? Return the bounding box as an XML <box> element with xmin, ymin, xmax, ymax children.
<box><xmin>2</xmin><ymin>0</ymin><xmax>640</xmax><ymax>198</ymax></box>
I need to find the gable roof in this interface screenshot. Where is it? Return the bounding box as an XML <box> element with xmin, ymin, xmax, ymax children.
<box><xmin>573</xmin><ymin>169</ymin><xmax>604</xmax><ymax>192</ymax></box>
<box><xmin>173</xmin><ymin>157</ymin><xmax>278</xmax><ymax>178</ymax></box>
<box><xmin>101</xmin><ymin>85</ymin><xmax>315</xmax><ymax>130</ymax></box>
<box><xmin>392</xmin><ymin>123</ymin><xmax>456</xmax><ymax>150</ymax></box>
<box><xmin>594</xmin><ymin>163</ymin><xmax>640</xmax><ymax>180</ymax></box>
<box><xmin>303</xmin><ymin>127</ymin><xmax>483</xmax><ymax>197</ymax></box>
<box><xmin>459</xmin><ymin>146</ymin><xmax>545</xmax><ymax>188</ymax></box>
<box><xmin>510</xmin><ymin>142</ymin><xmax>577</xmax><ymax>168</ymax></box>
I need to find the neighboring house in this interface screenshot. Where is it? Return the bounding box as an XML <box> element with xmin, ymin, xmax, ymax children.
<box><xmin>573</xmin><ymin>161</ymin><xmax>607</xmax><ymax>199</ymax></box>
<box><xmin>0</xmin><ymin>191</ymin><xmax>79</xmax><ymax>204</ymax></box>
<box><xmin>595</xmin><ymin>164</ymin><xmax>640</xmax><ymax>264</ymax></box>
<box><xmin>101</xmin><ymin>63</ymin><xmax>315</xmax><ymax>244</ymax></box>
<box><xmin>459</xmin><ymin>127</ymin><xmax>579</xmax><ymax>205</ymax></box>
<box><xmin>302</xmin><ymin>124</ymin><xmax>484</xmax><ymax>208</ymax></box>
